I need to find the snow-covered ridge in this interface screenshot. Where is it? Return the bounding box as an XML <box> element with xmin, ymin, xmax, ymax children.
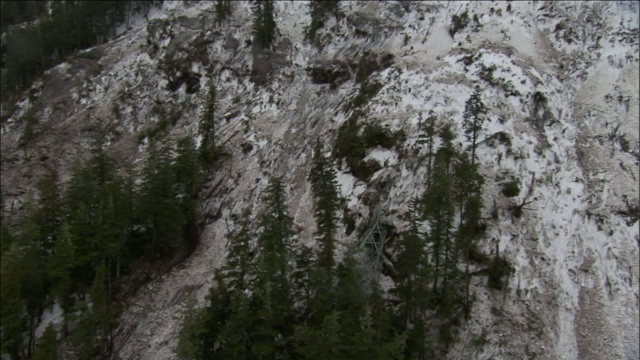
<box><xmin>1</xmin><ymin>1</ymin><xmax>637</xmax><ymax>359</ymax></box>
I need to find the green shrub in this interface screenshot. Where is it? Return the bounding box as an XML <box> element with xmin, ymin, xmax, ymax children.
<box><xmin>468</xmin><ymin>244</ymin><xmax>491</xmax><ymax>265</ymax></box>
<box><xmin>439</xmin><ymin>323</ymin><xmax>455</xmax><ymax>346</ymax></box>
<box><xmin>355</xmin><ymin>51</ymin><xmax>394</xmax><ymax>84</ymax></box>
<box><xmin>510</xmin><ymin>205</ymin><xmax>524</xmax><ymax>218</ymax></box>
<box><xmin>362</xmin><ymin>123</ymin><xmax>394</xmax><ymax>149</ymax></box>
<box><xmin>307</xmin><ymin>0</ymin><xmax>340</xmax><ymax>43</ymax></box>
<box><xmin>138</xmin><ymin>107</ymin><xmax>181</xmax><ymax>143</ymax></box>
<box><xmin>458</xmin><ymin>53</ymin><xmax>477</xmax><ymax>67</ymax></box>
<box><xmin>491</xmin><ymin>205</ymin><xmax>499</xmax><ymax>220</ymax></box>
<box><xmin>487</xmin><ymin>254</ymin><xmax>511</xmax><ymax>290</ymax></box>
<box><xmin>532</xmin><ymin>91</ymin><xmax>547</xmax><ymax>107</ymax></box>
<box><xmin>352</xmin><ymin>159</ymin><xmax>382</xmax><ymax>180</ymax></box>
<box><xmin>479</xmin><ymin>64</ymin><xmax>498</xmax><ymax>86</ymax></box>
<box><xmin>333</xmin><ymin>112</ymin><xmax>395</xmax><ymax>182</ymax></box>
<box><xmin>449</xmin><ymin>11</ymin><xmax>469</xmax><ymax>37</ymax></box>
<box><xmin>495</xmin><ymin>131</ymin><xmax>511</xmax><ymax>146</ymax></box>
<box><xmin>501</xmin><ymin>180</ymin><xmax>520</xmax><ymax>197</ymax></box>
<box><xmin>348</xmin><ymin>80</ymin><xmax>384</xmax><ymax>111</ymax></box>
<box><xmin>471</xmin><ymin>334</ymin><xmax>489</xmax><ymax>348</ymax></box>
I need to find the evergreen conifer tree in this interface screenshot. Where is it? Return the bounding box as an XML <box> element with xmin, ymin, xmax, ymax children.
<box><xmin>291</xmin><ymin>245</ymin><xmax>314</xmax><ymax>320</ymax></box>
<box><xmin>90</xmin><ymin>262</ymin><xmax>113</xmax><ymax>352</ymax></box>
<box><xmin>423</xmin><ymin>130</ymin><xmax>460</xmax><ymax>305</ymax></box>
<box><xmin>15</xmin><ymin>198</ymin><xmax>49</xmax><ymax>357</ymax></box>
<box><xmin>417</xmin><ymin>111</ymin><xmax>438</xmax><ymax>190</ymax></box>
<box><xmin>0</xmin><ymin>218</ymin><xmax>12</xmax><ymax>256</ymax></box>
<box><xmin>256</xmin><ymin>177</ymin><xmax>294</xmax><ymax>280</ymax></box>
<box><xmin>294</xmin><ymin>310</ymin><xmax>342</xmax><ymax>359</ymax></box>
<box><xmin>309</xmin><ymin>140</ymin><xmax>341</xmax><ymax>270</ymax></box>
<box><xmin>49</xmin><ymin>222</ymin><xmax>76</xmax><ymax>323</ymax></box>
<box><xmin>462</xmin><ymin>85</ymin><xmax>487</xmax><ymax>165</ymax></box>
<box><xmin>138</xmin><ymin>140</ymin><xmax>184</xmax><ymax>258</ymax></box>
<box><xmin>252</xmin><ymin>0</ymin><xmax>277</xmax><ymax>50</ymax></box>
<box><xmin>175</xmin><ymin>295</ymin><xmax>211</xmax><ymax>360</ymax></box>
<box><xmin>306</xmin><ymin>141</ymin><xmax>343</xmax><ymax>327</ymax></box>
<box><xmin>0</xmin><ymin>249</ymin><xmax>26</xmax><ymax>359</ymax></box>
<box><xmin>32</xmin><ymin>324</ymin><xmax>58</xmax><ymax>360</ymax></box>
<box><xmin>452</xmin><ymin>152</ymin><xmax>484</xmax><ymax>316</ymax></box>
<box><xmin>174</xmin><ymin>136</ymin><xmax>203</xmax><ymax>250</ymax></box>
<box><xmin>34</xmin><ymin>169</ymin><xmax>63</xmax><ymax>253</ymax></box>
<box><xmin>307</xmin><ymin>0</ymin><xmax>339</xmax><ymax>42</ymax></box>
<box><xmin>217</xmin><ymin>290</ymin><xmax>254</xmax><ymax>359</ymax></box>
<box><xmin>221</xmin><ymin>209</ymin><xmax>254</xmax><ymax>292</ymax></box>
<box><xmin>199</xmin><ymin>85</ymin><xmax>218</xmax><ymax>165</ymax></box>
<box><xmin>251</xmin><ymin>177</ymin><xmax>296</xmax><ymax>357</ymax></box>
<box><xmin>0</xmin><ymin>192</ymin><xmax>13</xmax><ymax>255</ymax></box>
<box><xmin>215</xmin><ymin>0</ymin><xmax>232</xmax><ymax>23</ymax></box>
<box><xmin>175</xmin><ymin>136</ymin><xmax>202</xmax><ymax>200</ymax></box>
<box><xmin>391</xmin><ymin>201</ymin><xmax>432</xmax><ymax>359</ymax></box>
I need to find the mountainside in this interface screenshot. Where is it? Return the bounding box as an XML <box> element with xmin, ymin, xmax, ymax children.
<box><xmin>1</xmin><ymin>1</ymin><xmax>638</xmax><ymax>359</ymax></box>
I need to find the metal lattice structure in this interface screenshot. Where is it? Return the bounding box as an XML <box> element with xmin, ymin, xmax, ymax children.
<box><xmin>357</xmin><ymin>204</ymin><xmax>389</xmax><ymax>274</ymax></box>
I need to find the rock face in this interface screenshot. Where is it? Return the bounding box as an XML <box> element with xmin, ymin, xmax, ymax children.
<box><xmin>1</xmin><ymin>1</ymin><xmax>638</xmax><ymax>360</ymax></box>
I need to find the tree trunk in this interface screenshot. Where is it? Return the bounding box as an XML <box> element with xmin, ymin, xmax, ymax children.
<box><xmin>471</xmin><ymin>130</ymin><xmax>477</xmax><ymax>166</ymax></box>
<box><xmin>107</xmin><ymin>258</ymin><xmax>114</xmax><ymax>355</ymax></box>
<box><xmin>27</xmin><ymin>314</ymin><xmax>35</xmax><ymax>358</ymax></box>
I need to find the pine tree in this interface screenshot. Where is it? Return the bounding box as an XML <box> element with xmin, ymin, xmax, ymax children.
<box><xmin>363</xmin><ymin>284</ymin><xmax>406</xmax><ymax>360</ymax></box>
<box><xmin>18</xmin><ymin>110</ymin><xmax>37</xmax><ymax>158</ymax></box>
<box><xmin>421</xmin><ymin>128</ymin><xmax>467</xmax><ymax>325</ymax></box>
<box><xmin>307</xmin><ymin>0</ymin><xmax>339</xmax><ymax>42</ymax></box>
<box><xmin>452</xmin><ymin>153</ymin><xmax>484</xmax><ymax>317</ymax></box>
<box><xmin>423</xmin><ymin>133</ymin><xmax>459</xmax><ymax>300</ymax></box>
<box><xmin>118</xmin><ymin>164</ymin><xmax>139</xmax><ymax>266</ymax></box>
<box><xmin>393</xmin><ymin>227</ymin><xmax>429</xmax><ymax>327</ymax></box>
<box><xmin>293</xmin><ymin>310</ymin><xmax>341</xmax><ymax>359</ymax></box>
<box><xmin>214</xmin><ymin>0</ymin><xmax>232</xmax><ymax>23</ymax></box>
<box><xmin>330</xmin><ymin>254</ymin><xmax>405</xmax><ymax>360</ymax></box>
<box><xmin>334</xmin><ymin>254</ymin><xmax>367</xmax><ymax>326</ymax></box>
<box><xmin>66</xmin><ymin>201</ymin><xmax>93</xmax><ymax>287</ymax></box>
<box><xmin>256</xmin><ymin>177</ymin><xmax>294</xmax><ymax>280</ymax></box>
<box><xmin>88</xmin><ymin>135</ymin><xmax>117</xmax><ymax>186</ymax></box>
<box><xmin>0</xmin><ymin>197</ymin><xmax>13</xmax><ymax>254</ymax></box>
<box><xmin>462</xmin><ymin>85</ymin><xmax>487</xmax><ymax>165</ymax></box>
<box><xmin>252</xmin><ymin>0</ymin><xmax>277</xmax><ymax>50</ymax></box>
<box><xmin>138</xmin><ymin>140</ymin><xmax>184</xmax><ymax>258</ymax></box>
<box><xmin>0</xmin><ymin>249</ymin><xmax>26</xmax><ymax>360</ymax></box>
<box><xmin>64</xmin><ymin>146</ymin><xmax>122</xmax><ymax>287</ymax></box>
<box><xmin>217</xmin><ymin>291</ymin><xmax>254</xmax><ymax>359</ymax></box>
<box><xmin>90</xmin><ymin>263</ymin><xmax>110</xmax><ymax>335</ymax></box>
<box><xmin>96</xmin><ymin>189</ymin><xmax>126</xmax><ymax>272</ymax></box>
<box><xmin>417</xmin><ymin>111</ymin><xmax>438</xmax><ymax>190</ymax></box>
<box><xmin>16</xmin><ymin>198</ymin><xmax>49</xmax><ymax>357</ymax></box>
<box><xmin>291</xmin><ymin>245</ymin><xmax>314</xmax><ymax>320</ymax></box>
<box><xmin>221</xmin><ymin>209</ymin><xmax>253</xmax><ymax>292</ymax></box>
<box><xmin>34</xmin><ymin>169</ymin><xmax>63</xmax><ymax>253</ymax></box>
<box><xmin>49</xmin><ymin>222</ymin><xmax>76</xmax><ymax>324</ymax></box>
<box><xmin>71</xmin><ymin>300</ymin><xmax>98</xmax><ymax>360</ymax></box>
<box><xmin>32</xmin><ymin>324</ymin><xmax>58</xmax><ymax>360</ymax></box>
<box><xmin>251</xmin><ymin>177</ymin><xmax>296</xmax><ymax>357</ymax></box>
<box><xmin>199</xmin><ymin>84</ymin><xmax>218</xmax><ymax>165</ymax></box>
<box><xmin>308</xmin><ymin>140</ymin><xmax>341</xmax><ymax>270</ymax></box>
<box><xmin>176</xmin><ymin>295</ymin><xmax>211</xmax><ymax>360</ymax></box>
<box><xmin>175</xmin><ymin>136</ymin><xmax>203</xmax><ymax>200</ymax></box>
<box><xmin>177</xmin><ymin>274</ymin><xmax>233</xmax><ymax>360</ymax></box>
<box><xmin>174</xmin><ymin>136</ymin><xmax>203</xmax><ymax>250</ymax></box>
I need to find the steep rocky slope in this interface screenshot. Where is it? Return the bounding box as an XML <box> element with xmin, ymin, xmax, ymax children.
<box><xmin>1</xmin><ymin>1</ymin><xmax>638</xmax><ymax>359</ymax></box>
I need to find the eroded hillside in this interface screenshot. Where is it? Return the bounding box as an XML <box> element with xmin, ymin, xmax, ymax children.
<box><xmin>1</xmin><ymin>1</ymin><xmax>638</xmax><ymax>359</ymax></box>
